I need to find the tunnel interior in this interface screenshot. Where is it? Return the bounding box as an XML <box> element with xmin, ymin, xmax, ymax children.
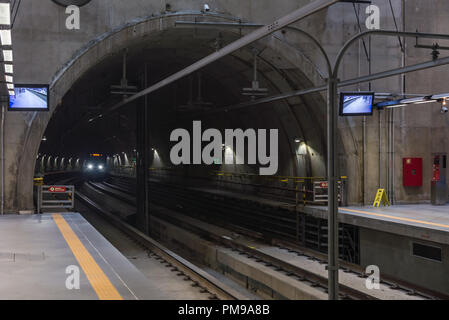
<box><xmin>37</xmin><ymin>24</ymin><xmax>332</xmax><ymax>199</ymax></box>
<box><xmin>5</xmin><ymin>0</ymin><xmax>449</xmax><ymax>302</ymax></box>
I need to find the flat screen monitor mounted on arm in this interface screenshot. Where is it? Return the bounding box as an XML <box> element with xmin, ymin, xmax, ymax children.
<box><xmin>8</xmin><ymin>84</ymin><xmax>49</xmax><ymax>112</ymax></box>
<box><xmin>339</xmin><ymin>92</ymin><xmax>374</xmax><ymax>116</ymax></box>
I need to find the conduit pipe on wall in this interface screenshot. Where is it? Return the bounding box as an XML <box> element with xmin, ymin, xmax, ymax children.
<box><xmin>379</xmin><ymin>109</ymin><xmax>382</xmax><ymax>189</ymax></box>
<box><xmin>387</xmin><ymin>111</ymin><xmax>393</xmax><ymax>201</ymax></box>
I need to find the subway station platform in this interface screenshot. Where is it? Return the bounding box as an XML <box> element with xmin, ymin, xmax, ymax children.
<box><xmin>0</xmin><ymin>212</ymin><xmax>169</xmax><ymax>300</ymax></box>
<box><xmin>304</xmin><ymin>204</ymin><xmax>449</xmax><ymax>245</ymax></box>
<box><xmin>192</xmin><ymin>185</ymin><xmax>449</xmax><ymax>244</ymax></box>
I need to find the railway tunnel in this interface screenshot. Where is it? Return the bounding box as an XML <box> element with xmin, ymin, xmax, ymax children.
<box><xmin>30</xmin><ymin>13</ymin><xmax>338</xmax><ymax>211</ymax></box>
<box><xmin>1</xmin><ymin>0</ymin><xmax>449</xmax><ymax>304</ymax></box>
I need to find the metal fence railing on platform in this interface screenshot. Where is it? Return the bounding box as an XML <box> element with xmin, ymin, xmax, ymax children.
<box><xmin>37</xmin><ymin>185</ymin><xmax>75</xmax><ymax>214</ymax></box>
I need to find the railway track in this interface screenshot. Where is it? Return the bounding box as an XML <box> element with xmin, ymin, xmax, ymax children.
<box><xmin>84</xmin><ymin>179</ymin><xmax>438</xmax><ymax>300</ymax></box>
<box><xmin>75</xmin><ymin>188</ymin><xmax>247</xmax><ymax>301</ymax></box>
<box><xmin>99</xmin><ymin>176</ymin><xmax>446</xmax><ymax>298</ymax></box>
<box><xmin>101</xmin><ymin>177</ymin><xmax>354</xmax><ymax>256</ymax></box>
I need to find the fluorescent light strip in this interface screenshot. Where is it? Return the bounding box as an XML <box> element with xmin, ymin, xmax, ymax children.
<box><xmin>4</xmin><ymin>64</ymin><xmax>12</xmax><ymax>73</ymax></box>
<box><xmin>401</xmin><ymin>97</ymin><xmax>425</xmax><ymax>104</ymax></box>
<box><xmin>431</xmin><ymin>93</ymin><xmax>449</xmax><ymax>100</ymax></box>
<box><xmin>0</xmin><ymin>3</ymin><xmax>11</xmax><ymax>25</ymax></box>
<box><xmin>414</xmin><ymin>100</ymin><xmax>436</xmax><ymax>105</ymax></box>
<box><xmin>0</xmin><ymin>29</ymin><xmax>11</xmax><ymax>46</ymax></box>
<box><xmin>385</xmin><ymin>104</ymin><xmax>406</xmax><ymax>109</ymax></box>
<box><xmin>3</xmin><ymin>49</ymin><xmax>12</xmax><ymax>62</ymax></box>
<box><xmin>385</xmin><ymin>100</ymin><xmax>436</xmax><ymax>109</ymax></box>
<box><xmin>0</xmin><ymin>3</ymin><xmax>14</xmax><ymax>99</ymax></box>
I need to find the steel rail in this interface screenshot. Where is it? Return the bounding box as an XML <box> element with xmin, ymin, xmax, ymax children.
<box><xmin>104</xmin><ymin>175</ymin><xmax>447</xmax><ymax>300</ymax></box>
<box><xmin>91</xmin><ymin>178</ymin><xmax>436</xmax><ymax>300</ymax></box>
<box><xmin>193</xmin><ymin>53</ymin><xmax>449</xmax><ymax>115</ymax></box>
<box><xmin>76</xmin><ymin>190</ymin><xmax>247</xmax><ymax>300</ymax></box>
<box><xmin>85</xmin><ymin>181</ymin><xmax>368</xmax><ymax>300</ymax></box>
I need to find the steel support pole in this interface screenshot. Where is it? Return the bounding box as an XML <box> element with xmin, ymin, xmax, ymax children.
<box><xmin>0</xmin><ymin>103</ymin><xmax>4</xmax><ymax>215</ymax></box>
<box><xmin>136</xmin><ymin>104</ymin><xmax>144</xmax><ymax>231</ymax></box>
<box><xmin>327</xmin><ymin>76</ymin><xmax>339</xmax><ymax>300</ymax></box>
<box><xmin>143</xmin><ymin>64</ymin><xmax>150</xmax><ymax>234</ymax></box>
<box><xmin>136</xmin><ymin>64</ymin><xmax>150</xmax><ymax>234</ymax></box>
<box><xmin>82</xmin><ymin>16</ymin><xmax>449</xmax><ymax>301</ymax></box>
<box><xmin>196</xmin><ymin>54</ymin><xmax>449</xmax><ymax>116</ymax></box>
<box><xmin>326</xmin><ymin>34</ymin><xmax>449</xmax><ymax>295</ymax></box>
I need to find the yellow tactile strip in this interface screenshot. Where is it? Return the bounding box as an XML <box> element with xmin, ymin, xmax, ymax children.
<box><xmin>52</xmin><ymin>214</ymin><xmax>123</xmax><ymax>300</ymax></box>
<box><xmin>341</xmin><ymin>208</ymin><xmax>449</xmax><ymax>229</ymax></box>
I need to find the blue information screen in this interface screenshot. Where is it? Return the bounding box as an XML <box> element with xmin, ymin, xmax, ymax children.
<box><xmin>9</xmin><ymin>85</ymin><xmax>49</xmax><ymax>111</ymax></box>
<box><xmin>339</xmin><ymin>92</ymin><xmax>374</xmax><ymax>116</ymax></box>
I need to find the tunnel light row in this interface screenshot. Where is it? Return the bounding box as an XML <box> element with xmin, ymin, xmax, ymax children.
<box><xmin>113</xmin><ymin>149</ymin><xmax>157</xmax><ymax>157</ymax></box>
<box><xmin>0</xmin><ymin>2</ymin><xmax>14</xmax><ymax>96</ymax></box>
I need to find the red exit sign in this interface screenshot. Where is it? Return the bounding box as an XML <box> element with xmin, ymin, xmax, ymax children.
<box><xmin>48</xmin><ymin>186</ymin><xmax>67</xmax><ymax>193</ymax></box>
<box><xmin>320</xmin><ymin>182</ymin><xmax>328</xmax><ymax>188</ymax></box>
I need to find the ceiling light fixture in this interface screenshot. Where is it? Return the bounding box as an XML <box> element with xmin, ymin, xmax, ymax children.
<box><xmin>0</xmin><ymin>3</ymin><xmax>11</xmax><ymax>25</ymax></box>
<box><xmin>4</xmin><ymin>63</ymin><xmax>12</xmax><ymax>74</ymax></box>
<box><xmin>0</xmin><ymin>29</ymin><xmax>11</xmax><ymax>46</ymax></box>
<box><xmin>2</xmin><ymin>49</ymin><xmax>12</xmax><ymax>62</ymax></box>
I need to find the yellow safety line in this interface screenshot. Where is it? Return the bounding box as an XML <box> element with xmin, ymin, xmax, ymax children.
<box><xmin>341</xmin><ymin>208</ymin><xmax>449</xmax><ymax>229</ymax></box>
<box><xmin>52</xmin><ymin>214</ymin><xmax>123</xmax><ymax>300</ymax></box>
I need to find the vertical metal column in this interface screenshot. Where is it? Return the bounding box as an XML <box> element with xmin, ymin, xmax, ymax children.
<box><xmin>37</xmin><ymin>185</ymin><xmax>41</xmax><ymax>214</ymax></box>
<box><xmin>327</xmin><ymin>77</ymin><xmax>339</xmax><ymax>300</ymax></box>
<box><xmin>136</xmin><ymin>104</ymin><xmax>143</xmax><ymax>229</ymax></box>
<box><xmin>379</xmin><ymin>109</ymin><xmax>382</xmax><ymax>189</ymax></box>
<box><xmin>136</xmin><ymin>64</ymin><xmax>150</xmax><ymax>234</ymax></box>
<box><xmin>143</xmin><ymin>64</ymin><xmax>150</xmax><ymax>234</ymax></box>
<box><xmin>0</xmin><ymin>102</ymin><xmax>4</xmax><ymax>215</ymax></box>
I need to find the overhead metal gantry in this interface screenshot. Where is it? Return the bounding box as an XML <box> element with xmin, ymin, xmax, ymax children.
<box><xmin>173</xmin><ymin>25</ymin><xmax>449</xmax><ymax>115</ymax></box>
<box><xmin>87</xmin><ymin>0</ymin><xmax>449</xmax><ymax>299</ymax></box>
<box><xmin>88</xmin><ymin>0</ymin><xmax>341</xmax><ymax>122</ymax></box>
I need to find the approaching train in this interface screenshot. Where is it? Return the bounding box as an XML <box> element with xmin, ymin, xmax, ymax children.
<box><xmin>83</xmin><ymin>153</ymin><xmax>107</xmax><ymax>179</ymax></box>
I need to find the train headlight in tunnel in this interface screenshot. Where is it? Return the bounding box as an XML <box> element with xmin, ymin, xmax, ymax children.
<box><xmin>98</xmin><ymin>165</ymin><xmax>104</xmax><ymax>170</ymax></box>
<box><xmin>87</xmin><ymin>163</ymin><xmax>93</xmax><ymax>170</ymax></box>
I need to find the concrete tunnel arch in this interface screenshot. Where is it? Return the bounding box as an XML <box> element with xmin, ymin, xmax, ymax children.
<box><xmin>16</xmin><ymin>11</ymin><xmax>353</xmax><ymax>210</ymax></box>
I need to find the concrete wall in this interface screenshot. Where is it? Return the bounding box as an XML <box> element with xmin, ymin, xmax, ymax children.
<box><xmin>395</xmin><ymin>0</ymin><xmax>449</xmax><ymax>203</ymax></box>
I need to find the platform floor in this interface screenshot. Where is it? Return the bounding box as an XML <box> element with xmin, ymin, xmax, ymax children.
<box><xmin>304</xmin><ymin>203</ymin><xmax>449</xmax><ymax>245</ymax></box>
<box><xmin>0</xmin><ymin>212</ymin><xmax>170</xmax><ymax>300</ymax></box>
<box><xmin>341</xmin><ymin>204</ymin><xmax>449</xmax><ymax>231</ymax></box>
<box><xmin>193</xmin><ymin>183</ymin><xmax>449</xmax><ymax>244</ymax></box>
